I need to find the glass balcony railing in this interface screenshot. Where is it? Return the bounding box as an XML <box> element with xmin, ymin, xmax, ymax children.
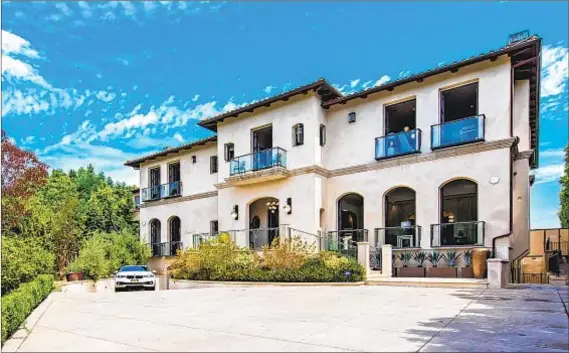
<box><xmin>431</xmin><ymin>114</ymin><xmax>485</xmax><ymax>149</ymax></box>
<box><xmin>141</xmin><ymin>181</ymin><xmax>182</xmax><ymax>202</ymax></box>
<box><xmin>375</xmin><ymin>226</ymin><xmax>422</xmax><ymax>248</ymax></box>
<box><xmin>430</xmin><ymin>221</ymin><xmax>485</xmax><ymax>247</ymax></box>
<box><xmin>230</xmin><ymin>147</ymin><xmax>287</xmax><ymax>176</ymax></box>
<box><xmin>375</xmin><ymin>129</ymin><xmax>422</xmax><ymax>160</ymax></box>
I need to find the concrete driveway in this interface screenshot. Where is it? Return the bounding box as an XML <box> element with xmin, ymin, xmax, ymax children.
<box><xmin>8</xmin><ymin>284</ymin><xmax>569</xmax><ymax>352</ymax></box>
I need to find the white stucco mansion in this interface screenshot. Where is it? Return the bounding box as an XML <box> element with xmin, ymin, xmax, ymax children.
<box><xmin>126</xmin><ymin>32</ymin><xmax>541</xmax><ymax>264</ymax></box>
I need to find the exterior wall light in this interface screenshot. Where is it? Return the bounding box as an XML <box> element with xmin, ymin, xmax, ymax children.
<box><xmin>283</xmin><ymin>197</ymin><xmax>292</xmax><ymax>215</ymax></box>
<box><xmin>192</xmin><ymin>156</ymin><xmax>197</xmax><ymax>163</ymax></box>
<box><xmin>348</xmin><ymin>112</ymin><xmax>356</xmax><ymax>123</ymax></box>
<box><xmin>230</xmin><ymin>205</ymin><xmax>239</xmax><ymax>220</ymax></box>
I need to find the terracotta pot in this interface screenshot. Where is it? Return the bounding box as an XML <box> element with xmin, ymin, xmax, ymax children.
<box><xmin>427</xmin><ymin>267</ymin><xmax>457</xmax><ymax>278</ymax></box>
<box><xmin>397</xmin><ymin>267</ymin><xmax>425</xmax><ymax>277</ymax></box>
<box><xmin>66</xmin><ymin>272</ymin><xmax>84</xmax><ymax>282</ymax></box>
<box><xmin>472</xmin><ymin>248</ymin><xmax>488</xmax><ymax>279</ymax></box>
<box><xmin>460</xmin><ymin>267</ymin><xmax>474</xmax><ymax>278</ymax></box>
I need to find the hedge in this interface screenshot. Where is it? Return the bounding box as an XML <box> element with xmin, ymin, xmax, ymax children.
<box><xmin>169</xmin><ymin>236</ymin><xmax>366</xmax><ymax>282</ymax></box>
<box><xmin>1</xmin><ymin>236</ymin><xmax>55</xmax><ymax>295</ymax></box>
<box><xmin>1</xmin><ymin>275</ymin><xmax>53</xmax><ymax>344</ymax></box>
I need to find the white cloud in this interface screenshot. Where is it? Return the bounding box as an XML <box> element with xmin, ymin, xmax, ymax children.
<box><xmin>192</xmin><ymin>94</ymin><xmax>200</xmax><ymax>102</ymax></box>
<box><xmin>541</xmin><ymin>148</ymin><xmax>565</xmax><ymax>158</ymax></box>
<box><xmin>350</xmin><ymin>79</ymin><xmax>360</xmax><ymax>88</ymax></box>
<box><xmin>120</xmin><ymin>2</ymin><xmax>137</xmax><ymax>18</ymax></box>
<box><xmin>102</xmin><ymin>11</ymin><xmax>116</xmax><ymax>20</ymax></box>
<box><xmin>374</xmin><ymin>75</ymin><xmax>391</xmax><ymax>87</ymax></box>
<box><xmin>534</xmin><ymin>164</ymin><xmax>565</xmax><ymax>184</ymax></box>
<box><xmin>1</xmin><ymin>30</ymin><xmax>40</xmax><ymax>58</ymax></box>
<box><xmin>541</xmin><ymin>45</ymin><xmax>569</xmax><ymax>97</ymax></box>
<box><xmin>55</xmin><ymin>2</ymin><xmax>73</xmax><ymax>16</ymax></box>
<box><xmin>263</xmin><ymin>86</ymin><xmax>274</xmax><ymax>94</ymax></box>
<box><xmin>132</xmin><ymin>85</ymin><xmax>138</xmax><ymax>90</ymax></box>
<box><xmin>173</xmin><ymin>133</ymin><xmax>184</xmax><ymax>143</ymax></box>
<box><xmin>95</xmin><ymin>90</ymin><xmax>116</xmax><ymax>102</ymax></box>
<box><xmin>23</xmin><ymin>135</ymin><xmax>35</xmax><ymax>144</ymax></box>
<box><xmin>398</xmin><ymin>70</ymin><xmax>411</xmax><ymax>79</ymax></box>
<box><xmin>361</xmin><ymin>80</ymin><xmax>373</xmax><ymax>89</ymax></box>
<box><xmin>1</xmin><ymin>30</ymin><xmax>51</xmax><ymax>89</ymax></box>
<box><xmin>118</xmin><ymin>58</ymin><xmax>129</xmax><ymax>66</ymax></box>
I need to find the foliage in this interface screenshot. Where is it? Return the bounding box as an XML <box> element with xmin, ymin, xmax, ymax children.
<box><xmin>169</xmin><ymin>236</ymin><xmax>365</xmax><ymax>282</ymax></box>
<box><xmin>412</xmin><ymin>251</ymin><xmax>427</xmax><ymax>267</ymax></box>
<box><xmin>443</xmin><ymin>250</ymin><xmax>462</xmax><ymax>267</ymax></box>
<box><xmin>1</xmin><ymin>275</ymin><xmax>53</xmax><ymax>344</ymax></box>
<box><xmin>463</xmin><ymin>250</ymin><xmax>473</xmax><ymax>267</ymax></box>
<box><xmin>84</xmin><ymin>184</ymin><xmax>136</xmax><ymax>235</ymax></box>
<box><xmin>68</xmin><ymin>231</ymin><xmax>150</xmax><ymax>281</ymax></box>
<box><xmin>427</xmin><ymin>251</ymin><xmax>444</xmax><ymax>267</ymax></box>
<box><xmin>398</xmin><ymin>252</ymin><xmax>412</xmax><ymax>267</ymax></box>
<box><xmin>1</xmin><ymin>236</ymin><xmax>55</xmax><ymax>295</ymax></box>
<box><xmin>560</xmin><ymin>144</ymin><xmax>569</xmax><ymax>228</ymax></box>
<box><xmin>1</xmin><ymin>130</ymin><xmax>48</xmax><ymax>233</ymax></box>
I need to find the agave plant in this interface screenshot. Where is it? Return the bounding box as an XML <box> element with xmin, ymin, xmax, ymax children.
<box><xmin>412</xmin><ymin>251</ymin><xmax>427</xmax><ymax>267</ymax></box>
<box><xmin>463</xmin><ymin>250</ymin><xmax>473</xmax><ymax>267</ymax></box>
<box><xmin>399</xmin><ymin>252</ymin><xmax>412</xmax><ymax>267</ymax></box>
<box><xmin>428</xmin><ymin>251</ymin><xmax>444</xmax><ymax>267</ymax></box>
<box><xmin>443</xmin><ymin>250</ymin><xmax>462</xmax><ymax>267</ymax></box>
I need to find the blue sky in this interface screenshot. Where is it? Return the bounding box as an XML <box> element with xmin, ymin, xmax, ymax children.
<box><xmin>1</xmin><ymin>1</ymin><xmax>568</xmax><ymax>228</ymax></box>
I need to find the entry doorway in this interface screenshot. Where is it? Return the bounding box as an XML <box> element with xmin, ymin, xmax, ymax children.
<box><xmin>248</xmin><ymin>197</ymin><xmax>280</xmax><ymax>248</ymax></box>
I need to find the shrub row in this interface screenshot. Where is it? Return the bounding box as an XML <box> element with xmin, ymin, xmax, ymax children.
<box><xmin>1</xmin><ymin>274</ymin><xmax>53</xmax><ymax>344</ymax></box>
<box><xmin>1</xmin><ymin>236</ymin><xmax>55</xmax><ymax>295</ymax></box>
<box><xmin>169</xmin><ymin>235</ymin><xmax>365</xmax><ymax>282</ymax></box>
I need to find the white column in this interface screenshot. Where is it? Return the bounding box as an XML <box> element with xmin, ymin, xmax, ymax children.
<box><xmin>487</xmin><ymin>258</ymin><xmax>509</xmax><ymax>289</ymax></box>
<box><xmin>381</xmin><ymin>244</ymin><xmax>393</xmax><ymax>277</ymax></box>
<box><xmin>357</xmin><ymin>242</ymin><xmax>370</xmax><ymax>275</ymax></box>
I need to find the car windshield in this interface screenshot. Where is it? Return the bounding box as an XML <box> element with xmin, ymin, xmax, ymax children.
<box><xmin>119</xmin><ymin>265</ymin><xmax>148</xmax><ymax>272</ymax></box>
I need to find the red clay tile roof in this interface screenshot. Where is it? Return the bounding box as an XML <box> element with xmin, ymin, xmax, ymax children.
<box><xmin>124</xmin><ymin>135</ymin><xmax>217</xmax><ymax>169</ymax></box>
<box><xmin>198</xmin><ymin>78</ymin><xmax>342</xmax><ymax>131</ymax></box>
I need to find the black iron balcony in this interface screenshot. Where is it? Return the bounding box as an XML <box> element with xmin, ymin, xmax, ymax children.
<box><xmin>147</xmin><ymin>241</ymin><xmax>183</xmax><ymax>257</ymax></box>
<box><xmin>375</xmin><ymin>226</ymin><xmax>422</xmax><ymax>248</ymax></box>
<box><xmin>375</xmin><ymin>129</ymin><xmax>422</xmax><ymax>160</ymax></box>
<box><xmin>430</xmin><ymin>221</ymin><xmax>485</xmax><ymax>247</ymax></box>
<box><xmin>141</xmin><ymin>181</ymin><xmax>182</xmax><ymax>202</ymax></box>
<box><xmin>431</xmin><ymin>115</ymin><xmax>485</xmax><ymax>150</ymax></box>
<box><xmin>230</xmin><ymin>147</ymin><xmax>287</xmax><ymax>176</ymax></box>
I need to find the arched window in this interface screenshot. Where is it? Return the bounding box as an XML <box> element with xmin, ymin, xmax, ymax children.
<box><xmin>384</xmin><ymin>187</ymin><xmax>417</xmax><ymax>247</ymax></box>
<box><xmin>224</xmin><ymin>143</ymin><xmax>234</xmax><ymax>161</ymax></box>
<box><xmin>437</xmin><ymin>179</ymin><xmax>479</xmax><ymax>246</ymax></box>
<box><xmin>292</xmin><ymin>123</ymin><xmax>304</xmax><ymax>146</ymax></box>
<box><xmin>149</xmin><ymin>219</ymin><xmax>161</xmax><ymax>256</ymax></box>
<box><xmin>168</xmin><ymin>216</ymin><xmax>181</xmax><ymax>256</ymax></box>
<box><xmin>337</xmin><ymin>193</ymin><xmax>364</xmax><ymax>241</ymax></box>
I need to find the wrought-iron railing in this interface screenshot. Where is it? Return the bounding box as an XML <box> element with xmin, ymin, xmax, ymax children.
<box><xmin>246</xmin><ymin>227</ymin><xmax>281</xmax><ymax>249</ymax></box>
<box><xmin>430</xmin><ymin>221</ymin><xmax>485</xmax><ymax>247</ymax></box>
<box><xmin>147</xmin><ymin>241</ymin><xmax>183</xmax><ymax>257</ymax></box>
<box><xmin>141</xmin><ymin>181</ymin><xmax>182</xmax><ymax>201</ymax></box>
<box><xmin>230</xmin><ymin>147</ymin><xmax>287</xmax><ymax>176</ymax></box>
<box><xmin>191</xmin><ymin>232</ymin><xmax>220</xmax><ymax>248</ymax></box>
<box><xmin>375</xmin><ymin>129</ymin><xmax>422</xmax><ymax>160</ymax></box>
<box><xmin>431</xmin><ymin>114</ymin><xmax>485</xmax><ymax>150</ymax></box>
<box><xmin>370</xmin><ymin>244</ymin><xmax>382</xmax><ymax>270</ymax></box>
<box><xmin>324</xmin><ymin>230</ymin><xmax>368</xmax><ymax>259</ymax></box>
<box><xmin>288</xmin><ymin>227</ymin><xmax>322</xmax><ymax>252</ymax></box>
<box><xmin>327</xmin><ymin>229</ymin><xmax>368</xmax><ymax>243</ymax></box>
<box><xmin>546</xmin><ymin>241</ymin><xmax>569</xmax><ymax>256</ymax></box>
<box><xmin>375</xmin><ymin>226</ymin><xmax>422</xmax><ymax>248</ymax></box>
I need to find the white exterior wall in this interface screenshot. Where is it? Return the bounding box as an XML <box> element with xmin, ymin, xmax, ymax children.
<box><xmin>139</xmin><ymin>196</ymin><xmax>217</xmax><ymax>247</ymax></box>
<box><xmin>513</xmin><ymin>80</ymin><xmax>531</xmax><ymax>151</ymax></box>
<box><xmin>324</xmin><ymin>57</ymin><xmax>512</xmax><ymax>170</ymax></box>
<box><xmin>216</xmin><ymin>94</ymin><xmax>324</xmax><ymax>182</ymax></box>
<box><xmin>325</xmin><ymin>148</ymin><xmax>511</xmax><ymax>248</ymax></box>
<box><xmin>139</xmin><ymin>143</ymin><xmax>217</xmax><ymax>196</ymax></box>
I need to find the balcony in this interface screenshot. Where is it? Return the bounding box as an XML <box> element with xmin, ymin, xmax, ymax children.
<box><xmin>375</xmin><ymin>129</ymin><xmax>422</xmax><ymax>160</ymax></box>
<box><xmin>225</xmin><ymin>147</ymin><xmax>290</xmax><ymax>186</ymax></box>
<box><xmin>431</xmin><ymin>115</ymin><xmax>485</xmax><ymax>150</ymax></box>
<box><xmin>147</xmin><ymin>241</ymin><xmax>183</xmax><ymax>257</ymax></box>
<box><xmin>141</xmin><ymin>181</ymin><xmax>182</xmax><ymax>202</ymax></box>
<box><xmin>430</xmin><ymin>221</ymin><xmax>485</xmax><ymax>247</ymax></box>
<box><xmin>375</xmin><ymin>226</ymin><xmax>422</xmax><ymax>248</ymax></box>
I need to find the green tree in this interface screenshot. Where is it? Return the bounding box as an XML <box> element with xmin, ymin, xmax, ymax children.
<box><xmin>560</xmin><ymin>144</ymin><xmax>569</xmax><ymax>228</ymax></box>
<box><xmin>85</xmin><ymin>184</ymin><xmax>135</xmax><ymax>234</ymax></box>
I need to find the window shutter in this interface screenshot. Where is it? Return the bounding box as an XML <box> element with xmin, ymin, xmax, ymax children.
<box><xmin>320</xmin><ymin>124</ymin><xmax>326</xmax><ymax>146</ymax></box>
<box><xmin>210</xmin><ymin>156</ymin><xmax>218</xmax><ymax>174</ymax></box>
<box><xmin>294</xmin><ymin>124</ymin><xmax>304</xmax><ymax>146</ymax></box>
<box><xmin>224</xmin><ymin>143</ymin><xmax>234</xmax><ymax>161</ymax></box>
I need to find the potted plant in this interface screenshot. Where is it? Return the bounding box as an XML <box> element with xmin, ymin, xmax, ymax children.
<box><xmin>427</xmin><ymin>251</ymin><xmax>456</xmax><ymax>277</ymax></box>
<box><xmin>430</xmin><ymin>251</ymin><xmax>459</xmax><ymax>278</ymax></box>
<box><xmin>460</xmin><ymin>250</ymin><xmax>474</xmax><ymax>278</ymax></box>
<box><xmin>397</xmin><ymin>252</ymin><xmax>425</xmax><ymax>277</ymax></box>
<box><xmin>65</xmin><ymin>259</ymin><xmax>84</xmax><ymax>282</ymax></box>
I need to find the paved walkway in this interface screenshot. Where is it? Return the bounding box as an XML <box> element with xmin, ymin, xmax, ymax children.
<box><xmin>8</xmin><ymin>284</ymin><xmax>569</xmax><ymax>352</ymax></box>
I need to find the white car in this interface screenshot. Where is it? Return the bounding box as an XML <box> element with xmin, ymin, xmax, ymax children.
<box><xmin>114</xmin><ymin>265</ymin><xmax>156</xmax><ymax>292</ymax></box>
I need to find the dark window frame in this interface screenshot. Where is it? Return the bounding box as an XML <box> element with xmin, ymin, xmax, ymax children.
<box><xmin>439</xmin><ymin>81</ymin><xmax>479</xmax><ymax>124</ymax></box>
<box><xmin>383</xmin><ymin>97</ymin><xmax>417</xmax><ymax>136</ymax></box>
<box><xmin>292</xmin><ymin>123</ymin><xmax>304</xmax><ymax>147</ymax></box>
<box><xmin>224</xmin><ymin>143</ymin><xmax>235</xmax><ymax>162</ymax></box>
<box><xmin>319</xmin><ymin>124</ymin><xmax>326</xmax><ymax>146</ymax></box>
<box><xmin>210</xmin><ymin>155</ymin><xmax>218</xmax><ymax>174</ymax></box>
<box><xmin>210</xmin><ymin>220</ymin><xmax>219</xmax><ymax>234</ymax></box>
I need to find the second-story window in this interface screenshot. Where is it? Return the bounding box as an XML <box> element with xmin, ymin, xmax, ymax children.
<box><xmin>319</xmin><ymin>124</ymin><xmax>326</xmax><ymax>146</ymax></box>
<box><xmin>293</xmin><ymin>123</ymin><xmax>304</xmax><ymax>146</ymax></box>
<box><xmin>168</xmin><ymin>162</ymin><xmax>181</xmax><ymax>196</ymax></box>
<box><xmin>224</xmin><ymin>143</ymin><xmax>234</xmax><ymax>161</ymax></box>
<box><xmin>210</xmin><ymin>220</ymin><xmax>219</xmax><ymax>234</ymax></box>
<box><xmin>440</xmin><ymin>82</ymin><xmax>478</xmax><ymax>123</ymax></box>
<box><xmin>210</xmin><ymin>156</ymin><xmax>218</xmax><ymax>174</ymax></box>
<box><xmin>149</xmin><ymin>167</ymin><xmax>161</xmax><ymax>200</ymax></box>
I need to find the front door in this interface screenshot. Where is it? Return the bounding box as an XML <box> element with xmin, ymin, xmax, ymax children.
<box><xmin>268</xmin><ymin>208</ymin><xmax>279</xmax><ymax>245</ymax></box>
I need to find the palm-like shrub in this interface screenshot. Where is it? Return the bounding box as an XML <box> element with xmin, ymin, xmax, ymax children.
<box><xmin>443</xmin><ymin>251</ymin><xmax>462</xmax><ymax>267</ymax></box>
<box><xmin>399</xmin><ymin>252</ymin><xmax>412</xmax><ymax>267</ymax></box>
<box><xmin>427</xmin><ymin>251</ymin><xmax>444</xmax><ymax>267</ymax></box>
<box><xmin>412</xmin><ymin>251</ymin><xmax>427</xmax><ymax>267</ymax></box>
